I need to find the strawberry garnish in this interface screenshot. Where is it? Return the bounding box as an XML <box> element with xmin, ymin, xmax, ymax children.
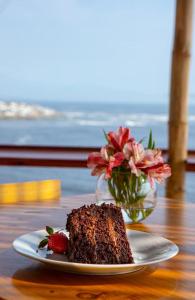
<box><xmin>38</xmin><ymin>226</ymin><xmax>69</xmax><ymax>254</ymax></box>
<box><xmin>48</xmin><ymin>232</ymin><xmax>68</xmax><ymax>254</ymax></box>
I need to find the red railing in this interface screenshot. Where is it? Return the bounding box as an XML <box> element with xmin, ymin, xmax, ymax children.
<box><xmin>0</xmin><ymin>145</ymin><xmax>195</xmax><ymax>171</ymax></box>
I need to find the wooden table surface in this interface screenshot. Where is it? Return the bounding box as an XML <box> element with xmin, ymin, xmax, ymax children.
<box><xmin>0</xmin><ymin>194</ymin><xmax>195</xmax><ymax>300</ymax></box>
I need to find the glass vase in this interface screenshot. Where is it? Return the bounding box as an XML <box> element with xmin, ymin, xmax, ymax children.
<box><xmin>96</xmin><ymin>172</ymin><xmax>157</xmax><ymax>224</ymax></box>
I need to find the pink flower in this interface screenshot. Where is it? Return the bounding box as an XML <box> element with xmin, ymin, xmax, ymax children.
<box><xmin>136</xmin><ymin>149</ymin><xmax>164</xmax><ymax>169</ymax></box>
<box><xmin>128</xmin><ymin>157</ymin><xmax>142</xmax><ymax>176</ymax></box>
<box><xmin>87</xmin><ymin>146</ymin><xmax>125</xmax><ymax>178</ymax></box>
<box><xmin>123</xmin><ymin>144</ymin><xmax>169</xmax><ymax>183</ymax></box>
<box><xmin>106</xmin><ymin>152</ymin><xmax>125</xmax><ymax>178</ymax></box>
<box><xmin>123</xmin><ymin>140</ymin><xmax>145</xmax><ymax>176</ymax></box>
<box><xmin>123</xmin><ymin>141</ymin><xmax>145</xmax><ymax>163</ymax></box>
<box><xmin>87</xmin><ymin>152</ymin><xmax>106</xmax><ymax>176</ymax></box>
<box><xmin>123</xmin><ymin>141</ymin><xmax>145</xmax><ymax>176</ymax></box>
<box><xmin>87</xmin><ymin>126</ymin><xmax>171</xmax><ymax>187</ymax></box>
<box><xmin>144</xmin><ymin>163</ymin><xmax>171</xmax><ymax>188</ymax></box>
<box><xmin>107</xmin><ymin>127</ymin><xmax>132</xmax><ymax>151</ymax></box>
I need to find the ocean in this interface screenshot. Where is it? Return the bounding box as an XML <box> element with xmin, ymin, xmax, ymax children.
<box><xmin>0</xmin><ymin>100</ymin><xmax>195</xmax><ymax>202</ymax></box>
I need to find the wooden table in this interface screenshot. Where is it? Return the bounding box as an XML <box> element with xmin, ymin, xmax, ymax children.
<box><xmin>0</xmin><ymin>194</ymin><xmax>195</xmax><ymax>300</ymax></box>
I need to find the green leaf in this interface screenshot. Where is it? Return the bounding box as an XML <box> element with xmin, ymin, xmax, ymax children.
<box><xmin>103</xmin><ymin>129</ymin><xmax>109</xmax><ymax>142</ymax></box>
<box><xmin>46</xmin><ymin>226</ymin><xmax>54</xmax><ymax>235</ymax></box>
<box><xmin>147</xmin><ymin>129</ymin><xmax>155</xmax><ymax>149</ymax></box>
<box><xmin>38</xmin><ymin>238</ymin><xmax>48</xmax><ymax>249</ymax></box>
<box><xmin>147</xmin><ymin>129</ymin><xmax>153</xmax><ymax>149</ymax></box>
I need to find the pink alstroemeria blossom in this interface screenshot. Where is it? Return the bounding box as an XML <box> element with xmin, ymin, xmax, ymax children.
<box><xmin>136</xmin><ymin>149</ymin><xmax>164</xmax><ymax>169</ymax></box>
<box><xmin>128</xmin><ymin>157</ymin><xmax>142</xmax><ymax>176</ymax></box>
<box><xmin>107</xmin><ymin>127</ymin><xmax>132</xmax><ymax>151</ymax></box>
<box><xmin>87</xmin><ymin>147</ymin><xmax>125</xmax><ymax>178</ymax></box>
<box><xmin>144</xmin><ymin>163</ymin><xmax>171</xmax><ymax>188</ymax></box>
<box><xmin>87</xmin><ymin>126</ymin><xmax>171</xmax><ymax>187</ymax></box>
<box><xmin>124</xmin><ymin>146</ymin><xmax>165</xmax><ymax>177</ymax></box>
<box><xmin>87</xmin><ymin>152</ymin><xmax>106</xmax><ymax>176</ymax></box>
<box><xmin>123</xmin><ymin>141</ymin><xmax>145</xmax><ymax>163</ymax></box>
<box><xmin>123</xmin><ymin>141</ymin><xmax>145</xmax><ymax>176</ymax></box>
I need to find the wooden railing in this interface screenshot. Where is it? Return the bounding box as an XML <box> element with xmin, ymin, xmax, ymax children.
<box><xmin>0</xmin><ymin>145</ymin><xmax>195</xmax><ymax>171</ymax></box>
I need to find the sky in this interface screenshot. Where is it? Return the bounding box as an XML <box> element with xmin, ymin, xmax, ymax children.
<box><xmin>0</xmin><ymin>0</ymin><xmax>194</xmax><ymax>103</ymax></box>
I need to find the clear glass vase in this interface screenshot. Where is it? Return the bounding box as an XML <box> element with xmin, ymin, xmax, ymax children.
<box><xmin>96</xmin><ymin>172</ymin><xmax>157</xmax><ymax>224</ymax></box>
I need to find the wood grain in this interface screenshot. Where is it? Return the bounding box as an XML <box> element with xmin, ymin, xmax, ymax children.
<box><xmin>0</xmin><ymin>195</ymin><xmax>195</xmax><ymax>299</ymax></box>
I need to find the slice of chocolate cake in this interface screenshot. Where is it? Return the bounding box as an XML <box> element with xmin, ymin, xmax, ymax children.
<box><xmin>66</xmin><ymin>203</ymin><xmax>133</xmax><ymax>264</ymax></box>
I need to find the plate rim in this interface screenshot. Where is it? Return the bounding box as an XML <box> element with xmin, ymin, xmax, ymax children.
<box><xmin>12</xmin><ymin>228</ymin><xmax>179</xmax><ymax>269</ymax></box>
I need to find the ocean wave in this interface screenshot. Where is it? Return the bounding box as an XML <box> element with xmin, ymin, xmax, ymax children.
<box><xmin>3</xmin><ymin>106</ymin><xmax>195</xmax><ymax>126</ymax></box>
<box><xmin>61</xmin><ymin>111</ymin><xmax>170</xmax><ymax>127</ymax></box>
<box><xmin>60</xmin><ymin>111</ymin><xmax>195</xmax><ymax>126</ymax></box>
<box><xmin>16</xmin><ymin>135</ymin><xmax>32</xmax><ymax>144</ymax></box>
<box><xmin>0</xmin><ymin>101</ymin><xmax>60</xmax><ymax>119</ymax></box>
<box><xmin>60</xmin><ymin>111</ymin><xmax>195</xmax><ymax>127</ymax></box>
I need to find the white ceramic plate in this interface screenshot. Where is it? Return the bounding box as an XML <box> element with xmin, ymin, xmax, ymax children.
<box><xmin>13</xmin><ymin>228</ymin><xmax>179</xmax><ymax>275</ymax></box>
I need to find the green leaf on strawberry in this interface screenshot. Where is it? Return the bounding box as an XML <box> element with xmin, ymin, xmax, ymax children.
<box><xmin>46</xmin><ymin>225</ymin><xmax>54</xmax><ymax>235</ymax></box>
<box><xmin>37</xmin><ymin>226</ymin><xmax>69</xmax><ymax>254</ymax></box>
<box><xmin>38</xmin><ymin>238</ymin><xmax>48</xmax><ymax>249</ymax></box>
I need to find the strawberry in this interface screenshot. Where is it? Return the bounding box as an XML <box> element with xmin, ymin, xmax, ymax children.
<box><xmin>38</xmin><ymin>226</ymin><xmax>69</xmax><ymax>254</ymax></box>
<box><xmin>48</xmin><ymin>232</ymin><xmax>68</xmax><ymax>254</ymax></box>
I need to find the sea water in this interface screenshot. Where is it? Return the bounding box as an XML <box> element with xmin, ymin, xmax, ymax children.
<box><xmin>0</xmin><ymin>100</ymin><xmax>195</xmax><ymax>202</ymax></box>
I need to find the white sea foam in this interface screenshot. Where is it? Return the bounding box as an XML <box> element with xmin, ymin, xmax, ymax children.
<box><xmin>76</xmin><ymin>120</ymin><xmax>114</xmax><ymax>126</ymax></box>
<box><xmin>60</xmin><ymin>111</ymin><xmax>195</xmax><ymax>126</ymax></box>
<box><xmin>1</xmin><ymin>102</ymin><xmax>195</xmax><ymax>126</ymax></box>
<box><xmin>17</xmin><ymin>135</ymin><xmax>32</xmax><ymax>144</ymax></box>
<box><xmin>0</xmin><ymin>101</ymin><xmax>60</xmax><ymax>119</ymax></box>
<box><xmin>61</xmin><ymin>111</ymin><xmax>170</xmax><ymax>127</ymax></box>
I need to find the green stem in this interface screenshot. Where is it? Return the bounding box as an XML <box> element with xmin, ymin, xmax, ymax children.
<box><xmin>107</xmin><ymin>171</ymin><xmax>151</xmax><ymax>222</ymax></box>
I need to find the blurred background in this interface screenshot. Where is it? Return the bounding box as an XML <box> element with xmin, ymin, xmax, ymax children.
<box><xmin>0</xmin><ymin>0</ymin><xmax>194</xmax><ymax>200</ymax></box>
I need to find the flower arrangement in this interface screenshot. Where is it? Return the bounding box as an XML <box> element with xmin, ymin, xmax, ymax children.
<box><xmin>87</xmin><ymin>127</ymin><xmax>171</xmax><ymax>222</ymax></box>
